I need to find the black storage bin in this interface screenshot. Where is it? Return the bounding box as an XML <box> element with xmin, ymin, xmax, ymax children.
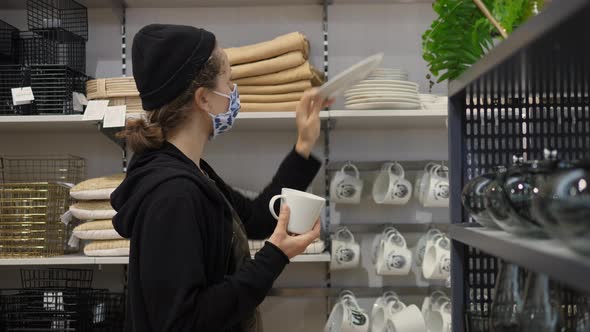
<box><xmin>21</xmin><ymin>268</ymin><xmax>93</xmax><ymax>290</ymax></box>
<box><xmin>27</xmin><ymin>0</ymin><xmax>88</xmax><ymax>41</ymax></box>
<box><xmin>0</xmin><ymin>65</ymin><xmax>35</xmax><ymax>115</ymax></box>
<box><xmin>30</xmin><ymin>64</ymin><xmax>87</xmax><ymax>114</ymax></box>
<box><xmin>0</xmin><ymin>20</ymin><xmax>19</xmax><ymax>65</ymax></box>
<box><xmin>18</xmin><ymin>31</ymin><xmax>86</xmax><ymax>73</ymax></box>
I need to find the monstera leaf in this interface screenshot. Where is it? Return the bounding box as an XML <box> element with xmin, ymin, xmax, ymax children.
<box><xmin>422</xmin><ymin>0</ymin><xmax>544</xmax><ymax>84</ymax></box>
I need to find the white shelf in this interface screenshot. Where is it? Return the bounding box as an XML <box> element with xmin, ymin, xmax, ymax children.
<box><xmin>0</xmin><ymin>115</ymin><xmax>99</xmax><ymax>133</ymax></box>
<box><xmin>328</xmin><ymin>109</ymin><xmax>447</xmax><ymax>129</ymax></box>
<box><xmin>0</xmin><ymin>253</ymin><xmax>330</xmax><ymax>266</ymax></box>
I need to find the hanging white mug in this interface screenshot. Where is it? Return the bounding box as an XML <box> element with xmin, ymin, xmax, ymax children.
<box><xmin>426</xmin><ymin>299</ymin><xmax>452</xmax><ymax>332</ymax></box>
<box><xmin>377</xmin><ymin>232</ymin><xmax>412</xmax><ymax>276</ymax></box>
<box><xmin>331</xmin><ymin>228</ymin><xmax>361</xmax><ymax>270</ymax></box>
<box><xmin>372</xmin><ymin>162</ymin><xmax>412</xmax><ymax>205</ymax></box>
<box><xmin>330</xmin><ymin>162</ymin><xmax>364</xmax><ymax>204</ymax></box>
<box><xmin>423</xmin><ymin>236</ymin><xmax>451</xmax><ymax>280</ymax></box>
<box><xmin>269</xmin><ymin>188</ymin><xmax>325</xmax><ymax>234</ymax></box>
<box><xmin>325</xmin><ymin>301</ymin><xmax>369</xmax><ymax>332</ymax></box>
<box><xmin>372</xmin><ymin>298</ymin><xmax>406</xmax><ymax>332</ymax></box>
<box><xmin>414</xmin><ymin>229</ymin><xmax>443</xmax><ymax>270</ymax></box>
<box><xmin>389</xmin><ymin>304</ymin><xmax>427</xmax><ymax>332</ymax></box>
<box><xmin>421</xmin><ymin>291</ymin><xmax>449</xmax><ymax>321</ymax></box>
<box><xmin>422</xmin><ymin>165</ymin><xmax>450</xmax><ymax>207</ymax></box>
<box><xmin>416</xmin><ymin>162</ymin><xmax>438</xmax><ymax>204</ymax></box>
<box><xmin>371</xmin><ymin>291</ymin><xmax>399</xmax><ymax>324</ymax></box>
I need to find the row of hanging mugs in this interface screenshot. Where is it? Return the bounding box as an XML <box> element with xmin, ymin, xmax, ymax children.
<box><xmin>324</xmin><ymin>290</ymin><xmax>452</xmax><ymax>332</ymax></box>
<box><xmin>331</xmin><ymin>227</ymin><xmax>451</xmax><ymax>281</ymax></box>
<box><xmin>330</xmin><ymin>161</ymin><xmax>450</xmax><ymax>207</ymax></box>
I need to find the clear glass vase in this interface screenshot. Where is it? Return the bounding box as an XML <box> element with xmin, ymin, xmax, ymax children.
<box><xmin>520</xmin><ymin>273</ymin><xmax>566</xmax><ymax>332</ymax></box>
<box><xmin>490</xmin><ymin>263</ymin><xmax>527</xmax><ymax>332</ymax></box>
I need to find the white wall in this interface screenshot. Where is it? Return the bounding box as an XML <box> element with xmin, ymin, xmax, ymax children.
<box><xmin>0</xmin><ymin>4</ymin><xmax>449</xmax><ymax>331</ymax></box>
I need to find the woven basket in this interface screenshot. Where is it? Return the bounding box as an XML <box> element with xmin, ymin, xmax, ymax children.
<box><xmin>86</xmin><ymin>77</ymin><xmax>138</xmax><ymax>99</ymax></box>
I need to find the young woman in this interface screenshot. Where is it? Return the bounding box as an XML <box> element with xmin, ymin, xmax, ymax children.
<box><xmin>111</xmin><ymin>24</ymin><xmax>332</xmax><ymax>332</ymax></box>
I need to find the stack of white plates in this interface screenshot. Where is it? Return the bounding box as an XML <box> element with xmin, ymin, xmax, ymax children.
<box><xmin>344</xmin><ymin>68</ymin><xmax>421</xmax><ymax>110</ymax></box>
<box><xmin>419</xmin><ymin>94</ymin><xmax>448</xmax><ymax>110</ymax></box>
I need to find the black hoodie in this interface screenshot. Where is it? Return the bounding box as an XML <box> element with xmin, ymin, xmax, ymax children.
<box><xmin>111</xmin><ymin>141</ymin><xmax>321</xmax><ymax>332</ymax></box>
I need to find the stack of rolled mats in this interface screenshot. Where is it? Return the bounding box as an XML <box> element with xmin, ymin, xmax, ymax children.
<box><xmin>226</xmin><ymin>32</ymin><xmax>324</xmax><ymax>112</ymax></box>
<box><xmin>68</xmin><ymin>174</ymin><xmax>129</xmax><ymax>257</ymax></box>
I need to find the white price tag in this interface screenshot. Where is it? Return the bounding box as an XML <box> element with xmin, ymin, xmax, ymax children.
<box><xmin>73</xmin><ymin>92</ymin><xmax>88</xmax><ymax>112</ymax></box>
<box><xmin>103</xmin><ymin>105</ymin><xmax>127</xmax><ymax>128</ymax></box>
<box><xmin>60</xmin><ymin>210</ymin><xmax>73</xmax><ymax>225</ymax></box>
<box><xmin>68</xmin><ymin>233</ymin><xmax>80</xmax><ymax>248</ymax></box>
<box><xmin>11</xmin><ymin>87</ymin><xmax>34</xmax><ymax>105</ymax></box>
<box><xmin>83</xmin><ymin>100</ymin><xmax>109</xmax><ymax>121</ymax></box>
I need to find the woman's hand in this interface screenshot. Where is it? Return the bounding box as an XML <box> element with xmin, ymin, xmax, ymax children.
<box><xmin>295</xmin><ymin>89</ymin><xmax>334</xmax><ymax>158</ymax></box>
<box><xmin>269</xmin><ymin>205</ymin><xmax>321</xmax><ymax>259</ymax></box>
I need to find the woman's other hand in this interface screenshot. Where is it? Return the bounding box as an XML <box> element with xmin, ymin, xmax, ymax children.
<box><xmin>269</xmin><ymin>205</ymin><xmax>321</xmax><ymax>259</ymax></box>
<box><xmin>295</xmin><ymin>88</ymin><xmax>334</xmax><ymax>158</ymax></box>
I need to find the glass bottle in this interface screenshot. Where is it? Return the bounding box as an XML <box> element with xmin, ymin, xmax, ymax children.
<box><xmin>520</xmin><ymin>273</ymin><xmax>566</xmax><ymax>332</ymax></box>
<box><xmin>490</xmin><ymin>263</ymin><xmax>527</xmax><ymax>332</ymax></box>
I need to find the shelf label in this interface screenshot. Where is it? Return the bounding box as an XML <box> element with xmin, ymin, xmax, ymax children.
<box><xmin>11</xmin><ymin>87</ymin><xmax>34</xmax><ymax>105</ymax></box>
<box><xmin>84</xmin><ymin>100</ymin><xmax>109</xmax><ymax>121</ymax></box>
<box><xmin>73</xmin><ymin>92</ymin><xmax>89</xmax><ymax>112</ymax></box>
<box><xmin>60</xmin><ymin>210</ymin><xmax>73</xmax><ymax>225</ymax></box>
<box><xmin>103</xmin><ymin>105</ymin><xmax>127</xmax><ymax>128</ymax></box>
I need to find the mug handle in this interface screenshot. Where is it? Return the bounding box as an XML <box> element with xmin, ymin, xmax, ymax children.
<box><xmin>268</xmin><ymin>195</ymin><xmax>284</xmax><ymax>220</ymax></box>
<box><xmin>424</xmin><ymin>162</ymin><xmax>438</xmax><ymax>172</ymax></box>
<box><xmin>342</xmin><ymin>162</ymin><xmax>361</xmax><ymax>179</ymax></box>
<box><xmin>426</xmin><ymin>228</ymin><xmax>443</xmax><ymax>240</ymax></box>
<box><xmin>387</xmin><ymin>232</ymin><xmax>407</xmax><ymax>248</ymax></box>
<box><xmin>436</xmin><ymin>236</ymin><xmax>450</xmax><ymax>250</ymax></box>
<box><xmin>335</xmin><ymin>227</ymin><xmax>355</xmax><ymax>243</ymax></box>
<box><xmin>389</xmin><ymin>162</ymin><xmax>405</xmax><ymax>179</ymax></box>
<box><xmin>388</xmin><ymin>299</ymin><xmax>406</xmax><ymax>314</ymax></box>
<box><xmin>434</xmin><ymin>296</ymin><xmax>451</xmax><ymax>309</ymax></box>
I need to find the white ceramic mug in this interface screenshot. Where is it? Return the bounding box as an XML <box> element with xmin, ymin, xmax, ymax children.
<box><xmin>416</xmin><ymin>162</ymin><xmax>439</xmax><ymax>205</ymax></box>
<box><xmin>269</xmin><ymin>188</ymin><xmax>326</xmax><ymax>234</ymax></box>
<box><xmin>331</xmin><ymin>163</ymin><xmax>364</xmax><ymax>204</ymax></box>
<box><xmin>421</xmin><ymin>291</ymin><xmax>449</xmax><ymax>320</ymax></box>
<box><xmin>331</xmin><ymin>228</ymin><xmax>361</xmax><ymax>270</ymax></box>
<box><xmin>423</xmin><ymin>237</ymin><xmax>451</xmax><ymax>280</ymax></box>
<box><xmin>377</xmin><ymin>232</ymin><xmax>412</xmax><ymax>276</ymax></box>
<box><xmin>422</xmin><ymin>165</ymin><xmax>449</xmax><ymax>207</ymax></box>
<box><xmin>426</xmin><ymin>299</ymin><xmax>452</xmax><ymax>332</ymax></box>
<box><xmin>371</xmin><ymin>291</ymin><xmax>399</xmax><ymax>324</ymax></box>
<box><xmin>372</xmin><ymin>299</ymin><xmax>406</xmax><ymax>332</ymax></box>
<box><xmin>325</xmin><ymin>293</ymin><xmax>370</xmax><ymax>332</ymax></box>
<box><xmin>389</xmin><ymin>304</ymin><xmax>427</xmax><ymax>332</ymax></box>
<box><xmin>372</xmin><ymin>162</ymin><xmax>412</xmax><ymax>205</ymax></box>
<box><xmin>413</xmin><ymin>229</ymin><xmax>443</xmax><ymax>270</ymax></box>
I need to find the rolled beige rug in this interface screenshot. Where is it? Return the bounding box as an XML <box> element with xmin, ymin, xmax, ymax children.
<box><xmin>238</xmin><ymin>80</ymin><xmax>312</xmax><ymax>95</ymax></box>
<box><xmin>73</xmin><ymin>220</ymin><xmax>123</xmax><ymax>240</ymax></box>
<box><xmin>241</xmin><ymin>101</ymin><xmax>299</xmax><ymax>113</ymax></box>
<box><xmin>234</xmin><ymin>62</ymin><xmax>313</xmax><ymax>86</ymax></box>
<box><xmin>84</xmin><ymin>239</ymin><xmax>130</xmax><ymax>257</ymax></box>
<box><xmin>70</xmin><ymin>173</ymin><xmax>125</xmax><ymax>200</ymax></box>
<box><xmin>240</xmin><ymin>92</ymin><xmax>303</xmax><ymax>103</ymax></box>
<box><xmin>231</xmin><ymin>51</ymin><xmax>306</xmax><ymax>80</ymax></box>
<box><xmin>225</xmin><ymin>32</ymin><xmax>309</xmax><ymax>66</ymax></box>
<box><xmin>69</xmin><ymin>201</ymin><xmax>117</xmax><ymax>220</ymax></box>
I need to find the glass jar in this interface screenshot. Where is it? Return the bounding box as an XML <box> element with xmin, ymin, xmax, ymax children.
<box><xmin>520</xmin><ymin>273</ymin><xmax>565</xmax><ymax>332</ymax></box>
<box><xmin>490</xmin><ymin>263</ymin><xmax>527</xmax><ymax>332</ymax></box>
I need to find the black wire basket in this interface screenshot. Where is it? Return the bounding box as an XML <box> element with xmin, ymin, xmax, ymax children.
<box><xmin>30</xmin><ymin>64</ymin><xmax>87</xmax><ymax>114</ymax></box>
<box><xmin>0</xmin><ymin>288</ymin><xmax>124</xmax><ymax>332</ymax></box>
<box><xmin>0</xmin><ymin>65</ymin><xmax>35</xmax><ymax>115</ymax></box>
<box><xmin>27</xmin><ymin>0</ymin><xmax>88</xmax><ymax>41</ymax></box>
<box><xmin>21</xmin><ymin>268</ymin><xmax>94</xmax><ymax>290</ymax></box>
<box><xmin>18</xmin><ymin>30</ymin><xmax>86</xmax><ymax>73</ymax></box>
<box><xmin>0</xmin><ymin>20</ymin><xmax>19</xmax><ymax>65</ymax></box>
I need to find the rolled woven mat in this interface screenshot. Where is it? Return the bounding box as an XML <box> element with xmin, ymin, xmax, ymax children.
<box><xmin>70</xmin><ymin>173</ymin><xmax>125</xmax><ymax>200</ymax></box>
<box><xmin>234</xmin><ymin>62</ymin><xmax>314</xmax><ymax>86</ymax></box>
<box><xmin>240</xmin><ymin>92</ymin><xmax>303</xmax><ymax>103</ymax></box>
<box><xmin>109</xmin><ymin>96</ymin><xmax>144</xmax><ymax>113</ymax></box>
<box><xmin>87</xmin><ymin>77</ymin><xmax>139</xmax><ymax>100</ymax></box>
<box><xmin>225</xmin><ymin>32</ymin><xmax>309</xmax><ymax>66</ymax></box>
<box><xmin>73</xmin><ymin>220</ymin><xmax>122</xmax><ymax>240</ymax></box>
<box><xmin>311</xmin><ymin>67</ymin><xmax>325</xmax><ymax>86</ymax></box>
<box><xmin>238</xmin><ymin>80</ymin><xmax>312</xmax><ymax>95</ymax></box>
<box><xmin>84</xmin><ymin>239</ymin><xmax>130</xmax><ymax>257</ymax></box>
<box><xmin>70</xmin><ymin>201</ymin><xmax>117</xmax><ymax>220</ymax></box>
<box><xmin>241</xmin><ymin>101</ymin><xmax>299</xmax><ymax>113</ymax></box>
<box><xmin>231</xmin><ymin>51</ymin><xmax>306</xmax><ymax>80</ymax></box>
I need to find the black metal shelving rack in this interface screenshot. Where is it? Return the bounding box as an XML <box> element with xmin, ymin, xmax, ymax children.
<box><xmin>447</xmin><ymin>1</ymin><xmax>590</xmax><ymax>331</ymax></box>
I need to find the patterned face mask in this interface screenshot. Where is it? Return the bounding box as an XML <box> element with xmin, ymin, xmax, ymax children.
<box><xmin>210</xmin><ymin>83</ymin><xmax>240</xmax><ymax>138</ymax></box>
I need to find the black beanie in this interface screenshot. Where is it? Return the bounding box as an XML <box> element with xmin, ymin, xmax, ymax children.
<box><xmin>132</xmin><ymin>24</ymin><xmax>216</xmax><ymax>110</ymax></box>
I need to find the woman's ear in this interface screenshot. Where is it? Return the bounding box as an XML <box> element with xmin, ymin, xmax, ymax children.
<box><xmin>194</xmin><ymin>87</ymin><xmax>211</xmax><ymax>113</ymax></box>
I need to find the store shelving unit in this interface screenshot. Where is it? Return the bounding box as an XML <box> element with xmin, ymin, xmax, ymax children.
<box><xmin>0</xmin><ymin>115</ymin><xmax>99</xmax><ymax>132</ymax></box>
<box><xmin>447</xmin><ymin>1</ymin><xmax>590</xmax><ymax>331</ymax></box>
<box><xmin>0</xmin><ymin>253</ymin><xmax>331</xmax><ymax>266</ymax></box>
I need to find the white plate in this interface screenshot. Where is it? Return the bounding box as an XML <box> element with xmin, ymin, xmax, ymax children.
<box><xmin>346</xmin><ymin>94</ymin><xmax>420</xmax><ymax>102</ymax></box>
<box><xmin>345</xmin><ymin>87</ymin><xmax>418</xmax><ymax>95</ymax></box>
<box><xmin>357</xmin><ymin>79</ymin><xmax>419</xmax><ymax>87</ymax></box>
<box><xmin>346</xmin><ymin>97</ymin><xmax>421</xmax><ymax>105</ymax></box>
<box><xmin>353</xmin><ymin>84</ymin><xmax>419</xmax><ymax>91</ymax></box>
<box><xmin>318</xmin><ymin>53</ymin><xmax>384</xmax><ymax>98</ymax></box>
<box><xmin>373</xmin><ymin>68</ymin><xmax>407</xmax><ymax>73</ymax></box>
<box><xmin>367</xmin><ymin>76</ymin><xmax>408</xmax><ymax>80</ymax></box>
<box><xmin>346</xmin><ymin>101</ymin><xmax>421</xmax><ymax>110</ymax></box>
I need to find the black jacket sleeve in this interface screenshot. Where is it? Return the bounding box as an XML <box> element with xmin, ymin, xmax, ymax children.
<box><xmin>139</xmin><ymin>187</ymin><xmax>289</xmax><ymax>331</ymax></box>
<box><xmin>226</xmin><ymin>147</ymin><xmax>322</xmax><ymax>239</ymax></box>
